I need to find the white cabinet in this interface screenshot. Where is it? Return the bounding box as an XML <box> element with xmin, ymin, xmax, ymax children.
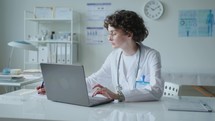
<box><xmin>24</xmin><ymin>10</ymin><xmax>80</xmax><ymax>69</ymax></box>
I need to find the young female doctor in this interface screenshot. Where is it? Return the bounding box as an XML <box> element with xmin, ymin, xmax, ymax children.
<box><xmin>37</xmin><ymin>10</ymin><xmax>164</xmax><ymax>102</ymax></box>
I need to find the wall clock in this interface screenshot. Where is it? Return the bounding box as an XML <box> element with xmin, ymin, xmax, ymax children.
<box><xmin>143</xmin><ymin>0</ymin><xmax>164</xmax><ymax>20</ymax></box>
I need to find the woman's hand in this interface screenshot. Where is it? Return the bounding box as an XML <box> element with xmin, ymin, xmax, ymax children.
<box><xmin>92</xmin><ymin>84</ymin><xmax>119</xmax><ymax>100</ymax></box>
<box><xmin>36</xmin><ymin>85</ymin><xmax>46</xmax><ymax>95</ymax></box>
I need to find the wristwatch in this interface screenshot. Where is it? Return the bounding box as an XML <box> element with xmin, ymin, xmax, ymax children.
<box><xmin>117</xmin><ymin>91</ymin><xmax>125</xmax><ymax>102</ymax></box>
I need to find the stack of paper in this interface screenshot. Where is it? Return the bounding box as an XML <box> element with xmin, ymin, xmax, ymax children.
<box><xmin>166</xmin><ymin>98</ymin><xmax>212</xmax><ymax>112</ymax></box>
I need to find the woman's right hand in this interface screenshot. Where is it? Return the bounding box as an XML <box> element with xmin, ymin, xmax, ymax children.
<box><xmin>36</xmin><ymin>85</ymin><xmax>46</xmax><ymax>95</ymax></box>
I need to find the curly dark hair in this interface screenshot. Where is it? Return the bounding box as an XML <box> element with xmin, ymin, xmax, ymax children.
<box><xmin>104</xmin><ymin>10</ymin><xmax>149</xmax><ymax>42</ymax></box>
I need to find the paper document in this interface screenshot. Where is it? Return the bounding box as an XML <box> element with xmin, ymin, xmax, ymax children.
<box><xmin>166</xmin><ymin>99</ymin><xmax>212</xmax><ymax>112</ymax></box>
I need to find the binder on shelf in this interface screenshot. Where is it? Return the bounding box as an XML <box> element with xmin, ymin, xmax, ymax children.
<box><xmin>72</xmin><ymin>43</ymin><xmax>78</xmax><ymax>63</ymax></box>
<box><xmin>56</xmin><ymin>44</ymin><xmax>61</xmax><ymax>63</ymax></box>
<box><xmin>28</xmin><ymin>51</ymin><xmax>38</xmax><ymax>63</ymax></box>
<box><xmin>56</xmin><ymin>43</ymin><xmax>65</xmax><ymax>64</ymax></box>
<box><xmin>38</xmin><ymin>46</ymin><xmax>48</xmax><ymax>63</ymax></box>
<box><xmin>48</xmin><ymin>43</ymin><xmax>57</xmax><ymax>63</ymax></box>
<box><xmin>66</xmin><ymin>44</ymin><xmax>71</xmax><ymax>64</ymax></box>
<box><xmin>61</xmin><ymin>44</ymin><xmax>66</xmax><ymax>64</ymax></box>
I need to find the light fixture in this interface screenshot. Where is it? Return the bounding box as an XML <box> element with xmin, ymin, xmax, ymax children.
<box><xmin>2</xmin><ymin>41</ymin><xmax>38</xmax><ymax>75</ymax></box>
<box><xmin>8</xmin><ymin>41</ymin><xmax>37</xmax><ymax>51</ymax></box>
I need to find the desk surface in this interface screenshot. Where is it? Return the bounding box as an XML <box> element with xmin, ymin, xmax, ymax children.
<box><xmin>0</xmin><ymin>89</ymin><xmax>214</xmax><ymax>121</ymax></box>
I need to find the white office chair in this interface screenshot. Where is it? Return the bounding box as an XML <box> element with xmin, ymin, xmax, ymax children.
<box><xmin>163</xmin><ymin>82</ymin><xmax>180</xmax><ymax>97</ymax></box>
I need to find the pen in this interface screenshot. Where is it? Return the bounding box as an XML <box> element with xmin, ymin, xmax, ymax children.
<box><xmin>41</xmin><ymin>81</ymin><xmax>44</xmax><ymax>88</ymax></box>
<box><xmin>37</xmin><ymin>81</ymin><xmax>45</xmax><ymax>94</ymax></box>
<box><xmin>202</xmin><ymin>103</ymin><xmax>213</xmax><ymax>112</ymax></box>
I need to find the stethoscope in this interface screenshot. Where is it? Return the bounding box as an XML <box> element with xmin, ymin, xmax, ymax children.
<box><xmin>116</xmin><ymin>44</ymin><xmax>141</xmax><ymax>92</ymax></box>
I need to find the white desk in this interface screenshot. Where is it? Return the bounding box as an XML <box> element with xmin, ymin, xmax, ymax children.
<box><xmin>0</xmin><ymin>89</ymin><xmax>214</xmax><ymax>121</ymax></box>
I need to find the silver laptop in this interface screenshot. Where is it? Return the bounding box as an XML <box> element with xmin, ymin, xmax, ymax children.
<box><xmin>40</xmin><ymin>63</ymin><xmax>114</xmax><ymax>107</ymax></box>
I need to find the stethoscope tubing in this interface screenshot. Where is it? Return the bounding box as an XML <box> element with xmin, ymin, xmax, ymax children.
<box><xmin>117</xmin><ymin>43</ymin><xmax>141</xmax><ymax>91</ymax></box>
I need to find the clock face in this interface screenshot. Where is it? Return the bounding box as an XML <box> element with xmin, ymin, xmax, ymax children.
<box><xmin>144</xmin><ymin>0</ymin><xmax>164</xmax><ymax>20</ymax></box>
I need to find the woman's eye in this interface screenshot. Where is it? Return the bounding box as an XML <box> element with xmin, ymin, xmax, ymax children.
<box><xmin>108</xmin><ymin>31</ymin><xmax>117</xmax><ymax>36</ymax></box>
<box><xmin>111</xmin><ymin>33</ymin><xmax>117</xmax><ymax>36</ymax></box>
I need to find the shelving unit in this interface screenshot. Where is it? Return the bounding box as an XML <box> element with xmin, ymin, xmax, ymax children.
<box><xmin>23</xmin><ymin>10</ymin><xmax>80</xmax><ymax>69</ymax></box>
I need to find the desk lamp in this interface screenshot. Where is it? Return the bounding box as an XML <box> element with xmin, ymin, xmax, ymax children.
<box><xmin>2</xmin><ymin>41</ymin><xmax>37</xmax><ymax>75</ymax></box>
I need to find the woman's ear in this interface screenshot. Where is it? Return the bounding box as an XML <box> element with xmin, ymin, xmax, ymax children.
<box><xmin>127</xmin><ymin>31</ymin><xmax>133</xmax><ymax>38</ymax></box>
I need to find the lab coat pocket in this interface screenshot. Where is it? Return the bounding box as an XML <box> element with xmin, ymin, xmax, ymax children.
<box><xmin>135</xmin><ymin>75</ymin><xmax>150</xmax><ymax>88</ymax></box>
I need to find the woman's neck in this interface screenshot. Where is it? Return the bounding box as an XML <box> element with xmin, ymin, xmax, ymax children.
<box><xmin>122</xmin><ymin>42</ymin><xmax>139</xmax><ymax>56</ymax></box>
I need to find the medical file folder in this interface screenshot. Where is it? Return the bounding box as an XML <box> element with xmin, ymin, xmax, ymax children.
<box><xmin>38</xmin><ymin>46</ymin><xmax>48</xmax><ymax>63</ymax></box>
<box><xmin>166</xmin><ymin>98</ymin><xmax>212</xmax><ymax>112</ymax></box>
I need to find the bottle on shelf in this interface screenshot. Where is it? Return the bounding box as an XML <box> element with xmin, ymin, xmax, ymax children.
<box><xmin>51</xmin><ymin>31</ymin><xmax>55</xmax><ymax>40</ymax></box>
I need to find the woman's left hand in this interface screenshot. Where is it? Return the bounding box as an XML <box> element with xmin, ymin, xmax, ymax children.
<box><xmin>92</xmin><ymin>84</ymin><xmax>118</xmax><ymax>99</ymax></box>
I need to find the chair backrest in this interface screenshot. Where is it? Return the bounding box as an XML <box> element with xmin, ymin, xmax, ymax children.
<box><xmin>163</xmin><ymin>82</ymin><xmax>180</xmax><ymax>97</ymax></box>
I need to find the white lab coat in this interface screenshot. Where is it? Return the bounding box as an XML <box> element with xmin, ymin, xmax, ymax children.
<box><xmin>86</xmin><ymin>43</ymin><xmax>164</xmax><ymax>102</ymax></box>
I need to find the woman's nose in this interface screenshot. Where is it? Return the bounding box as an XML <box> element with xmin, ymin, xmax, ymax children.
<box><xmin>108</xmin><ymin>35</ymin><xmax>112</xmax><ymax>41</ymax></box>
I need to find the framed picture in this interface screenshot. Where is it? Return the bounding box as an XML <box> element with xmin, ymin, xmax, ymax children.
<box><xmin>34</xmin><ymin>6</ymin><xmax>54</xmax><ymax>18</ymax></box>
<box><xmin>54</xmin><ymin>7</ymin><xmax>73</xmax><ymax>19</ymax></box>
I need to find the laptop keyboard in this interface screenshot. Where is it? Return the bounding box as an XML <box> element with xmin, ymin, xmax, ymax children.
<box><xmin>89</xmin><ymin>96</ymin><xmax>109</xmax><ymax>104</ymax></box>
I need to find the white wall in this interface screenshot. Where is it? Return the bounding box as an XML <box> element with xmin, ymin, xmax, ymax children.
<box><xmin>0</xmin><ymin>0</ymin><xmax>215</xmax><ymax>76</ymax></box>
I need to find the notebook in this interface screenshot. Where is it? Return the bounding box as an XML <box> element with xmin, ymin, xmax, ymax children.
<box><xmin>166</xmin><ymin>98</ymin><xmax>212</xmax><ymax>112</ymax></box>
<box><xmin>40</xmin><ymin>63</ymin><xmax>114</xmax><ymax>107</ymax></box>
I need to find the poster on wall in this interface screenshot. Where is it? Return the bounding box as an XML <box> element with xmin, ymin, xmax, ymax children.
<box><xmin>86</xmin><ymin>27</ymin><xmax>107</xmax><ymax>44</ymax></box>
<box><xmin>87</xmin><ymin>2</ymin><xmax>112</xmax><ymax>21</ymax></box>
<box><xmin>85</xmin><ymin>2</ymin><xmax>111</xmax><ymax>45</ymax></box>
<box><xmin>179</xmin><ymin>9</ymin><xmax>215</xmax><ymax>37</ymax></box>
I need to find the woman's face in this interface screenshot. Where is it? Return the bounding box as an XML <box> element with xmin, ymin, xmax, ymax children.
<box><xmin>107</xmin><ymin>25</ymin><xmax>131</xmax><ymax>49</ymax></box>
